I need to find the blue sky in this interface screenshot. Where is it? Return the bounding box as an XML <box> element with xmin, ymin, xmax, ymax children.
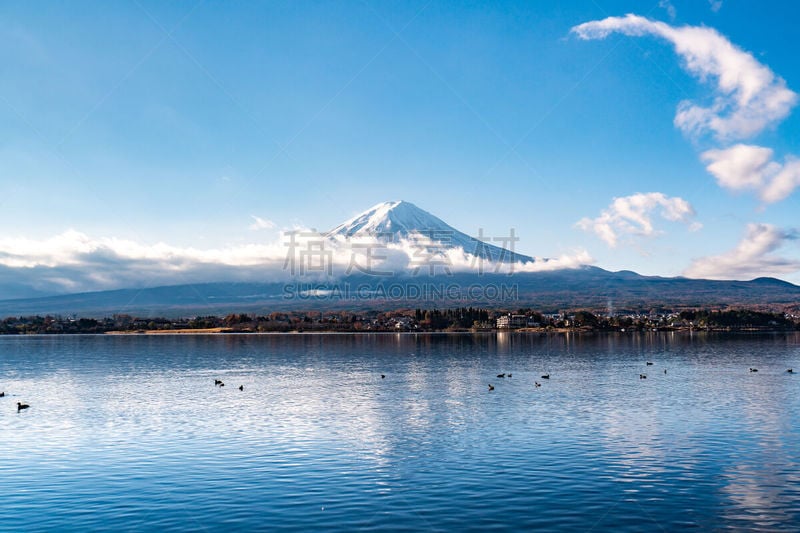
<box><xmin>1</xmin><ymin>0</ymin><xmax>799</xmax><ymax>294</ymax></box>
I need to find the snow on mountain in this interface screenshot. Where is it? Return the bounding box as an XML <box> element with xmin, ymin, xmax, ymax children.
<box><xmin>326</xmin><ymin>200</ymin><xmax>534</xmax><ymax>263</ymax></box>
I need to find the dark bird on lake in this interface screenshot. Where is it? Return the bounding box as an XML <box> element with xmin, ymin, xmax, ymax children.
<box><xmin>497</xmin><ymin>373</ymin><xmax>506</xmax><ymax>378</ymax></box>
<box><xmin>381</xmin><ymin>374</ymin><xmax>385</xmax><ymax>379</ymax></box>
<box><xmin>646</xmin><ymin>362</ymin><xmax>654</xmax><ymax>366</ymax></box>
<box><xmin>488</xmin><ymin>384</ymin><xmax>495</xmax><ymax>391</ymax></box>
<box><xmin>749</xmin><ymin>368</ymin><xmax>758</xmax><ymax>372</ymax></box>
<box><xmin>541</xmin><ymin>374</ymin><xmax>550</xmax><ymax>379</ymax></box>
<box><xmin>664</xmin><ymin>369</ymin><xmax>667</xmax><ymax>374</ymax></box>
<box><xmin>17</xmin><ymin>402</ymin><xmax>29</xmax><ymax>411</ymax></box>
<box><xmin>239</xmin><ymin>385</ymin><xmax>244</xmax><ymax>391</ymax></box>
<box><xmin>0</xmin><ymin>392</ymin><xmax>4</xmax><ymax>397</ymax></box>
<box><xmin>788</xmin><ymin>369</ymin><xmax>794</xmax><ymax>373</ymax></box>
<box><xmin>214</xmin><ymin>379</ymin><xmax>223</xmax><ymax>385</ymax></box>
<box><xmin>508</xmin><ymin>373</ymin><xmax>512</xmax><ymax>378</ymax></box>
<box><xmin>535</xmin><ymin>382</ymin><xmax>541</xmax><ymax>388</ymax></box>
<box><xmin>639</xmin><ymin>374</ymin><xmax>647</xmax><ymax>379</ymax></box>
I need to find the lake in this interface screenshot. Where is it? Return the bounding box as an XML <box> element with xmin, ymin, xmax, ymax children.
<box><xmin>2</xmin><ymin>332</ymin><xmax>799</xmax><ymax>531</ymax></box>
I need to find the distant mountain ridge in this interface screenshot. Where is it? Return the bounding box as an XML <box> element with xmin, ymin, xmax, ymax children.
<box><xmin>1</xmin><ymin>200</ymin><xmax>799</xmax><ymax>316</ymax></box>
<box><xmin>0</xmin><ymin>271</ymin><xmax>798</xmax><ymax>318</ymax></box>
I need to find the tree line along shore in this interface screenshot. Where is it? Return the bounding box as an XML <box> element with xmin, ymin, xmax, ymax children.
<box><xmin>1</xmin><ymin>307</ymin><xmax>799</xmax><ymax>334</ymax></box>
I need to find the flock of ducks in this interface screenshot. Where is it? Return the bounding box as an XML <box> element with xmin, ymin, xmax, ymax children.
<box><xmin>215</xmin><ymin>379</ymin><xmax>244</xmax><ymax>391</ymax></box>
<box><xmin>3</xmin><ymin>378</ymin><xmax>249</xmax><ymax>413</ymax></box>
<box><xmin>486</xmin><ymin>364</ymin><xmax>795</xmax><ymax>391</ymax></box>
<box><xmin>3</xmin><ymin>365</ymin><xmax>796</xmax><ymax>411</ymax></box>
<box><xmin>489</xmin><ymin>371</ymin><xmax>549</xmax><ymax>391</ymax></box>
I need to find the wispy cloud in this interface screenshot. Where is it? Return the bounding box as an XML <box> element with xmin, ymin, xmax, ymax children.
<box><xmin>0</xmin><ymin>229</ymin><xmax>594</xmax><ymax>297</ymax></box>
<box><xmin>515</xmin><ymin>249</ymin><xmax>595</xmax><ymax>272</ymax></box>
<box><xmin>576</xmin><ymin>192</ymin><xmax>700</xmax><ymax>247</ymax></box>
<box><xmin>571</xmin><ymin>14</ymin><xmax>797</xmax><ymax>141</ymax></box>
<box><xmin>572</xmin><ymin>14</ymin><xmax>800</xmax><ymax>208</ymax></box>
<box><xmin>683</xmin><ymin>223</ymin><xmax>800</xmax><ymax>280</ymax></box>
<box><xmin>709</xmin><ymin>0</ymin><xmax>723</xmax><ymax>13</ymax></box>
<box><xmin>702</xmin><ymin>144</ymin><xmax>800</xmax><ymax>204</ymax></box>
<box><xmin>658</xmin><ymin>0</ymin><xmax>676</xmax><ymax>21</ymax></box>
<box><xmin>248</xmin><ymin>215</ymin><xmax>276</xmax><ymax>230</ymax></box>
<box><xmin>0</xmin><ymin>230</ymin><xmax>295</xmax><ymax>295</ymax></box>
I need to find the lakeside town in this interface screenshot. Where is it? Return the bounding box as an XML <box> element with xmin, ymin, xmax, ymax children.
<box><xmin>2</xmin><ymin>307</ymin><xmax>799</xmax><ymax>334</ymax></box>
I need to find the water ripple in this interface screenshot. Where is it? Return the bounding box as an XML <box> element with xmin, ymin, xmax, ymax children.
<box><xmin>1</xmin><ymin>333</ymin><xmax>799</xmax><ymax>530</ymax></box>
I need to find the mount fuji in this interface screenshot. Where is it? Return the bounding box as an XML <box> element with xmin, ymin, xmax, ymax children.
<box><xmin>0</xmin><ymin>200</ymin><xmax>798</xmax><ymax>316</ymax></box>
<box><xmin>326</xmin><ymin>200</ymin><xmax>533</xmax><ymax>264</ymax></box>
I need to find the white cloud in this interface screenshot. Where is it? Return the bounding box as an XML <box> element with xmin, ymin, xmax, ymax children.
<box><xmin>0</xmin><ymin>230</ymin><xmax>303</xmax><ymax>296</ymax></box>
<box><xmin>576</xmin><ymin>192</ymin><xmax>700</xmax><ymax>247</ymax></box>
<box><xmin>515</xmin><ymin>249</ymin><xmax>595</xmax><ymax>272</ymax></box>
<box><xmin>762</xmin><ymin>159</ymin><xmax>800</xmax><ymax>204</ymax></box>
<box><xmin>571</xmin><ymin>14</ymin><xmax>797</xmax><ymax>141</ymax></box>
<box><xmin>0</xmin><ymin>229</ymin><xmax>595</xmax><ymax>296</ymax></box>
<box><xmin>702</xmin><ymin>144</ymin><xmax>776</xmax><ymax>190</ymax></box>
<box><xmin>683</xmin><ymin>223</ymin><xmax>800</xmax><ymax>280</ymax></box>
<box><xmin>0</xmin><ymin>230</ymin><xmax>286</xmax><ymax>269</ymax></box>
<box><xmin>328</xmin><ymin>231</ymin><xmax>594</xmax><ymax>274</ymax></box>
<box><xmin>248</xmin><ymin>215</ymin><xmax>276</xmax><ymax>230</ymax></box>
<box><xmin>702</xmin><ymin>144</ymin><xmax>800</xmax><ymax>203</ymax></box>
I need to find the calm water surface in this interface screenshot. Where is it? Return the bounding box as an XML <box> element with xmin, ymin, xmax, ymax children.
<box><xmin>1</xmin><ymin>332</ymin><xmax>799</xmax><ymax>531</ymax></box>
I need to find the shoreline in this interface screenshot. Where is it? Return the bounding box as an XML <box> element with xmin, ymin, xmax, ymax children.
<box><xmin>94</xmin><ymin>328</ymin><xmax>800</xmax><ymax>336</ymax></box>
<box><xmin>104</xmin><ymin>327</ymin><xmax>234</xmax><ymax>335</ymax></box>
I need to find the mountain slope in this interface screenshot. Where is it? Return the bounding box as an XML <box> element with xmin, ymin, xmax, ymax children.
<box><xmin>2</xmin><ymin>200</ymin><xmax>799</xmax><ymax>316</ymax></box>
<box><xmin>327</xmin><ymin>200</ymin><xmax>534</xmax><ymax>263</ymax></box>
<box><xmin>1</xmin><ymin>272</ymin><xmax>798</xmax><ymax>317</ymax></box>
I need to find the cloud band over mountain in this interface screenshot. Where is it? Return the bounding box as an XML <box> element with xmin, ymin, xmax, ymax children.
<box><xmin>0</xmin><ymin>202</ymin><xmax>594</xmax><ymax>297</ymax></box>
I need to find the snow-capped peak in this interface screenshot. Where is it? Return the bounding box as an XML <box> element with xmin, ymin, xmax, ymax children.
<box><xmin>327</xmin><ymin>200</ymin><xmax>457</xmax><ymax>238</ymax></box>
<box><xmin>327</xmin><ymin>200</ymin><xmax>533</xmax><ymax>263</ymax></box>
